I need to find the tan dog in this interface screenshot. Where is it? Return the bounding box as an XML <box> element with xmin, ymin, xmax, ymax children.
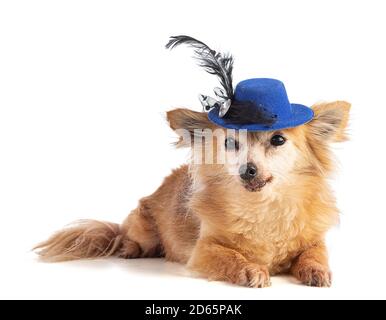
<box><xmin>35</xmin><ymin>100</ymin><xmax>350</xmax><ymax>288</ymax></box>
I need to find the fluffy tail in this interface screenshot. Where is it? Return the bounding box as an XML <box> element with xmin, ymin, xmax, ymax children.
<box><xmin>34</xmin><ymin>220</ymin><xmax>123</xmax><ymax>262</ymax></box>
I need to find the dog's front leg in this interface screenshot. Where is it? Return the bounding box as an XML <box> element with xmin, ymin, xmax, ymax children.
<box><xmin>290</xmin><ymin>242</ymin><xmax>332</xmax><ymax>287</ymax></box>
<box><xmin>188</xmin><ymin>238</ymin><xmax>271</xmax><ymax>288</ymax></box>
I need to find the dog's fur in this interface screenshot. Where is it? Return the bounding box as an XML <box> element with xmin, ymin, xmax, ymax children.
<box><xmin>34</xmin><ymin>101</ymin><xmax>350</xmax><ymax>288</ymax></box>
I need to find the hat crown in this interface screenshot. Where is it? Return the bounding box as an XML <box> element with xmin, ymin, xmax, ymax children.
<box><xmin>234</xmin><ymin>78</ymin><xmax>292</xmax><ymax>119</ymax></box>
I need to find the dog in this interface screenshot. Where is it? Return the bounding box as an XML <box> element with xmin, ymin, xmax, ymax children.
<box><xmin>34</xmin><ymin>100</ymin><xmax>350</xmax><ymax>288</ymax></box>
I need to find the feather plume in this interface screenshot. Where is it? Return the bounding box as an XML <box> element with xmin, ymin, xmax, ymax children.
<box><xmin>166</xmin><ymin>35</ymin><xmax>234</xmax><ymax>99</ymax></box>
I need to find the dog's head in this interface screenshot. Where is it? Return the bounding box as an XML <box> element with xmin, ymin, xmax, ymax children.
<box><xmin>167</xmin><ymin>101</ymin><xmax>350</xmax><ymax>194</ymax></box>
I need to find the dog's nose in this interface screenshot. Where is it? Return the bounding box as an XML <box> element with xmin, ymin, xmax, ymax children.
<box><xmin>239</xmin><ymin>162</ymin><xmax>258</xmax><ymax>181</ymax></box>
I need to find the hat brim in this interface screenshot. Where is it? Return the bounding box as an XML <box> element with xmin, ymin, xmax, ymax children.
<box><xmin>207</xmin><ymin>104</ymin><xmax>314</xmax><ymax>131</ymax></box>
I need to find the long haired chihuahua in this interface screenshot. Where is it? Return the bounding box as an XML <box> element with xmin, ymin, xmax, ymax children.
<box><xmin>34</xmin><ymin>36</ymin><xmax>350</xmax><ymax>288</ymax></box>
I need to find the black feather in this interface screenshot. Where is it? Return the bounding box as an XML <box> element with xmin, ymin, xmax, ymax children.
<box><xmin>166</xmin><ymin>35</ymin><xmax>234</xmax><ymax>99</ymax></box>
<box><xmin>221</xmin><ymin>101</ymin><xmax>277</xmax><ymax>126</ymax></box>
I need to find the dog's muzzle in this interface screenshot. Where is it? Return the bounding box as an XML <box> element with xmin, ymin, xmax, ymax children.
<box><xmin>239</xmin><ymin>163</ymin><xmax>272</xmax><ymax>192</ymax></box>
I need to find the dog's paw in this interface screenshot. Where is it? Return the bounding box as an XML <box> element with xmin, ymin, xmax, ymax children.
<box><xmin>298</xmin><ymin>263</ymin><xmax>332</xmax><ymax>287</ymax></box>
<box><xmin>117</xmin><ymin>239</ymin><xmax>141</xmax><ymax>259</ymax></box>
<box><xmin>237</xmin><ymin>263</ymin><xmax>271</xmax><ymax>288</ymax></box>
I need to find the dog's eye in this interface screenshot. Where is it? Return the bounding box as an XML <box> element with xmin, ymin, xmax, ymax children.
<box><xmin>270</xmin><ymin>135</ymin><xmax>286</xmax><ymax>146</ymax></box>
<box><xmin>225</xmin><ymin>137</ymin><xmax>239</xmax><ymax>151</ymax></box>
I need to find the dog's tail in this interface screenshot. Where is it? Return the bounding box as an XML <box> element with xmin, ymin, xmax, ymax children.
<box><xmin>33</xmin><ymin>220</ymin><xmax>123</xmax><ymax>262</ymax></box>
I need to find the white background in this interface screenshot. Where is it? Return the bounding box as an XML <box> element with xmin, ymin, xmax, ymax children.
<box><xmin>1</xmin><ymin>0</ymin><xmax>385</xmax><ymax>300</ymax></box>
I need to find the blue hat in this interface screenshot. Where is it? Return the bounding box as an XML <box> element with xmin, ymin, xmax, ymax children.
<box><xmin>208</xmin><ymin>78</ymin><xmax>314</xmax><ymax>131</ymax></box>
<box><xmin>166</xmin><ymin>36</ymin><xmax>314</xmax><ymax>131</ymax></box>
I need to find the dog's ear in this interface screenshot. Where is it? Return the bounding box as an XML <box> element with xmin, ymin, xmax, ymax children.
<box><xmin>308</xmin><ymin>101</ymin><xmax>351</xmax><ymax>142</ymax></box>
<box><xmin>167</xmin><ymin>108</ymin><xmax>211</xmax><ymax>131</ymax></box>
<box><xmin>166</xmin><ymin>108</ymin><xmax>214</xmax><ymax>147</ymax></box>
